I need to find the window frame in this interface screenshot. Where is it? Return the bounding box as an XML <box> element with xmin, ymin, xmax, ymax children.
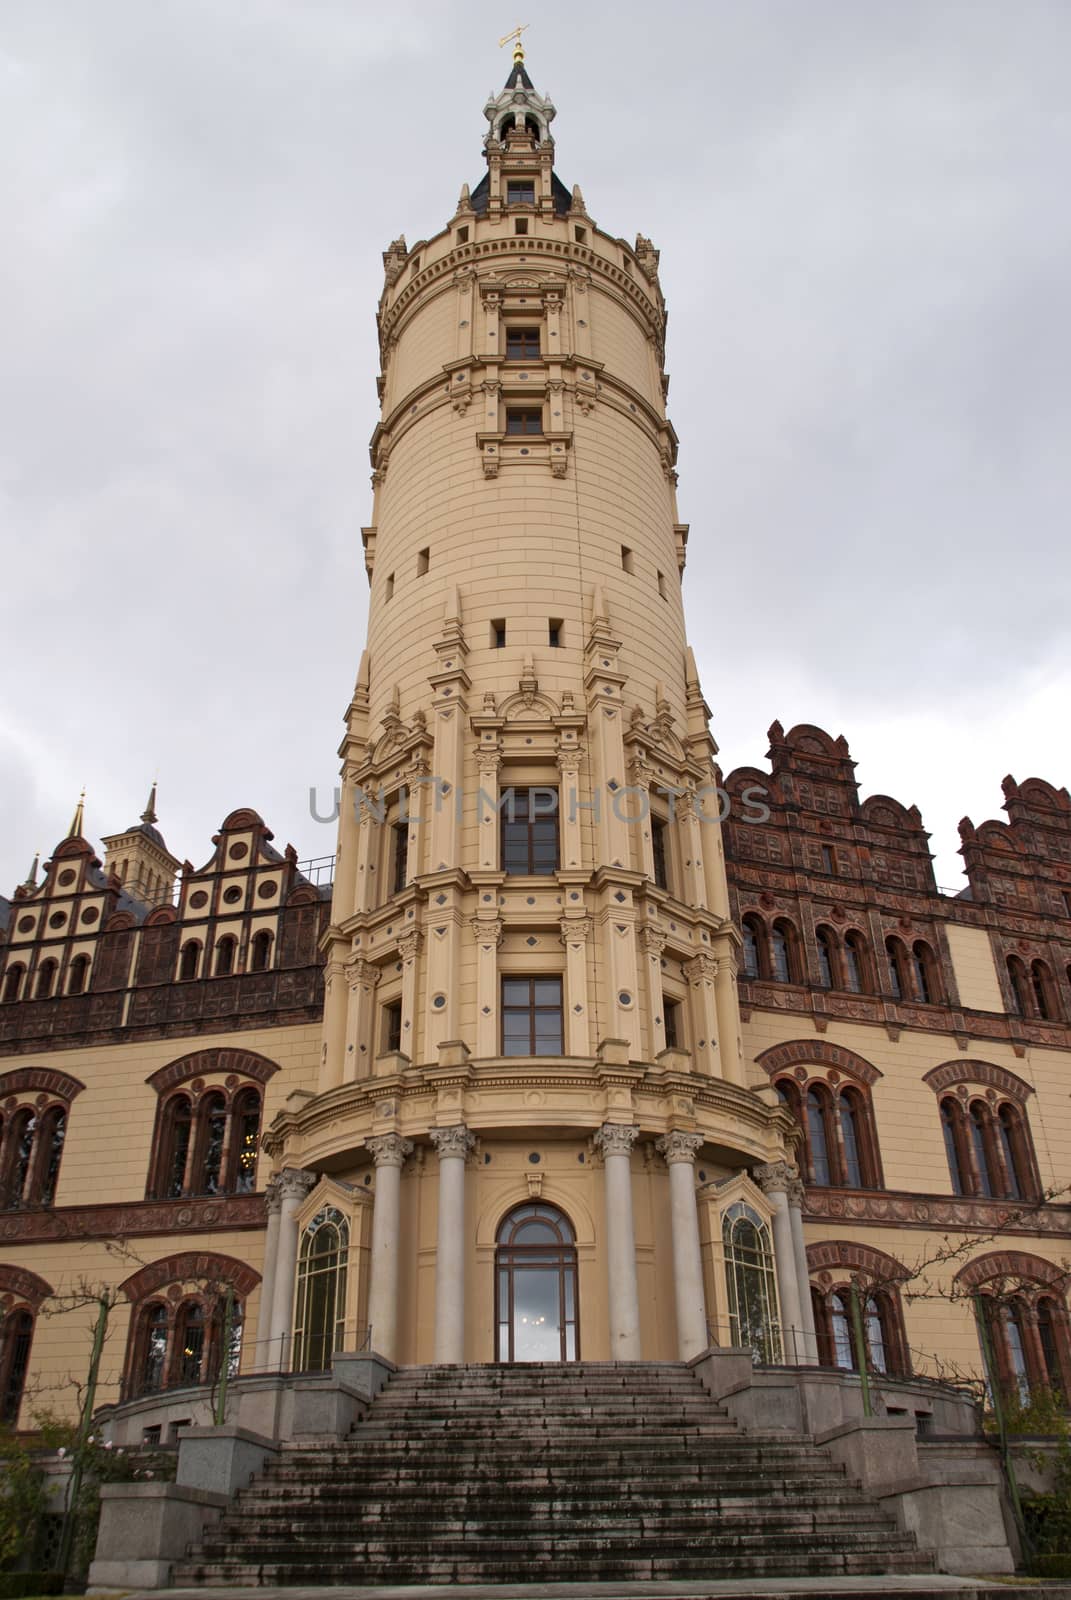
<box><xmin>501</xmin><ymin>975</ymin><xmax>564</xmax><ymax>1057</ymax></box>
<box><xmin>501</xmin><ymin>786</ymin><xmax>560</xmax><ymax>877</ymax></box>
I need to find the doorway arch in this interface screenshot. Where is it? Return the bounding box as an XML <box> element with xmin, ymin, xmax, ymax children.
<box><xmin>495</xmin><ymin>1202</ymin><xmax>579</xmax><ymax>1362</ymax></box>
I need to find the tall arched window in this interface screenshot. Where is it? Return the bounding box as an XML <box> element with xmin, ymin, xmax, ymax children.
<box><xmin>195</xmin><ymin>1093</ymin><xmax>227</xmax><ymax>1196</ymax></box>
<box><xmin>941</xmin><ymin>1098</ymin><xmax>970</xmax><ymax>1195</ymax></box>
<box><xmin>912</xmin><ymin>941</ymin><xmax>939</xmax><ymax>1004</ymax></box>
<box><xmin>815</xmin><ymin>927</ymin><xmax>835</xmax><ymax>990</ymax></box>
<box><xmin>1031</xmin><ymin>961</ymin><xmax>1058</xmax><ymax>1021</ymax></box>
<box><xmin>839</xmin><ymin>1090</ymin><xmax>865</xmax><ymax>1187</ymax></box>
<box><xmin>293</xmin><ymin>1207</ymin><xmax>349</xmax><ymax>1372</ymax></box>
<box><xmin>37</xmin><ymin>1108</ymin><xmax>66</xmax><ymax>1206</ymax></box>
<box><xmin>723</xmin><ymin>1202</ymin><xmax>781</xmax><ymax>1364</ymax></box>
<box><xmin>0</xmin><ymin>1309</ymin><xmax>35</xmax><ymax>1425</ymax></box>
<box><xmin>138</xmin><ymin>1302</ymin><xmax>169</xmax><ymax>1395</ymax></box>
<box><xmin>806</xmin><ymin>1087</ymin><xmax>833</xmax><ymax>1185</ymax></box>
<box><xmin>156</xmin><ymin>1095</ymin><xmax>193</xmax><ymax>1199</ymax></box>
<box><xmin>5</xmin><ymin>1110</ymin><xmax>35</xmax><ymax>1209</ymax></box>
<box><xmin>231</xmin><ymin>1088</ymin><xmax>262</xmax><ymax>1194</ymax></box>
<box><xmin>997</xmin><ymin>1104</ymin><xmax>1024</xmax><ymax>1200</ymax></box>
<box><xmin>770</xmin><ymin>920</ymin><xmax>798</xmax><ymax>984</ymax></box>
<box><xmin>214</xmin><ymin>936</ymin><xmax>237</xmax><ymax>977</ymax></box>
<box><xmin>1</xmin><ymin>966</ymin><xmax>24</xmax><ymax>1004</ymax></box>
<box><xmin>34</xmin><ymin>960</ymin><xmax>57</xmax><ymax>1000</ymax></box>
<box><xmin>885</xmin><ymin>938</ymin><xmax>907</xmax><ymax>1000</ymax></box>
<box><xmin>496</xmin><ymin>1203</ymin><xmax>579</xmax><ymax>1362</ymax></box>
<box><xmin>843</xmin><ymin>932</ymin><xmax>867</xmax><ymax>994</ymax></box>
<box><xmin>741</xmin><ymin>916</ymin><xmax>762</xmax><ymax>979</ymax></box>
<box><xmin>813</xmin><ymin>1282</ymin><xmax>908</xmax><ymax>1378</ymax></box>
<box><xmin>1006</xmin><ymin>956</ymin><xmax>1030</xmax><ymax>1016</ymax></box>
<box><xmin>178</xmin><ymin>941</ymin><xmax>201</xmax><ymax>981</ymax></box>
<box><xmin>969</xmin><ymin>1103</ymin><xmax>994</xmax><ymax>1197</ymax></box>
<box><xmin>251</xmin><ymin>930</ymin><xmax>273</xmax><ymax>972</ymax></box>
<box><xmin>176</xmin><ymin>1301</ymin><xmax>206</xmax><ymax>1385</ymax></box>
<box><xmin>67</xmin><ymin>954</ymin><xmax>90</xmax><ymax>995</ymax></box>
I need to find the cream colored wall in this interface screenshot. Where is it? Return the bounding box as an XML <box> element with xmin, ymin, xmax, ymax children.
<box><xmin>946</xmin><ymin>923</ymin><xmax>1005</xmax><ymax>1014</ymax></box>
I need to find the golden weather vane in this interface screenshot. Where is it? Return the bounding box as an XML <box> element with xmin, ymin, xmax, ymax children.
<box><xmin>498</xmin><ymin>23</ymin><xmax>529</xmax><ymax>63</ymax></box>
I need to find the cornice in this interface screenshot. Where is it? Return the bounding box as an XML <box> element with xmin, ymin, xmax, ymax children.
<box><xmin>0</xmin><ymin>1192</ymin><xmax>265</xmax><ymax>1247</ymax></box>
<box><xmin>802</xmin><ymin>1184</ymin><xmax>1071</xmax><ymax>1238</ymax></box>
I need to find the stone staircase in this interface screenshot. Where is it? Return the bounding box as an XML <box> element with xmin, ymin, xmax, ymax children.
<box><xmin>175</xmin><ymin>1361</ymin><xmax>935</xmax><ymax>1586</ymax></box>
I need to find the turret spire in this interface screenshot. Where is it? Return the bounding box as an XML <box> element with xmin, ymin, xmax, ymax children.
<box><xmin>141</xmin><ymin>780</ymin><xmax>158</xmax><ymax>826</ymax></box>
<box><xmin>23</xmin><ymin>851</ymin><xmax>39</xmax><ymax>888</ymax></box>
<box><xmin>67</xmin><ymin>788</ymin><xmax>86</xmax><ymax>839</ymax></box>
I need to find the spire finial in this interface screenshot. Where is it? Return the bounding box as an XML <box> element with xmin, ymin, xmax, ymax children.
<box><xmin>24</xmin><ymin>851</ymin><xmax>39</xmax><ymax>888</ymax></box>
<box><xmin>67</xmin><ymin>788</ymin><xmax>86</xmax><ymax>839</ymax></box>
<box><xmin>141</xmin><ymin>779</ymin><xmax>158</xmax><ymax>825</ymax></box>
<box><xmin>498</xmin><ymin>22</ymin><xmax>528</xmax><ymax>63</ymax></box>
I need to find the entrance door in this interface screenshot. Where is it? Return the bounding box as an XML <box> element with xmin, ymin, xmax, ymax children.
<box><xmin>495</xmin><ymin>1202</ymin><xmax>579</xmax><ymax>1362</ymax></box>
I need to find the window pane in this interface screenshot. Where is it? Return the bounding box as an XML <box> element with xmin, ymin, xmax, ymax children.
<box><xmin>533</xmin><ymin>981</ymin><xmax>562</xmax><ymax>1006</ymax></box>
<box><xmin>502</xmin><ymin>980</ymin><xmax>531</xmax><ymax>1006</ymax></box>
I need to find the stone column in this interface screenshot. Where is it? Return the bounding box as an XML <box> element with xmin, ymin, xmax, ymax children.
<box><xmin>366</xmin><ymin>1133</ymin><xmax>413</xmax><ymax>1362</ymax></box>
<box><xmin>712</xmin><ymin>945</ymin><xmax>746</xmax><ymax>1087</ymax></box>
<box><xmin>255</xmin><ymin>1175</ymin><xmax>283</xmax><ymax>1369</ymax></box>
<box><xmin>429</xmin><ymin>1124</ymin><xmax>476</xmax><ymax>1363</ymax></box>
<box><xmin>640</xmin><ymin>926</ymin><xmax>668</xmax><ymax>1059</ymax></box>
<box><xmin>471</xmin><ymin>917</ymin><xmax>503</xmax><ymax>1057</ymax></box>
<box><xmin>594</xmin><ymin>1123</ymin><xmax>642</xmax><ymax>1359</ymax></box>
<box><xmin>397</xmin><ymin>931</ymin><xmax>422</xmax><ymax>1065</ymax></box>
<box><xmin>656</xmin><ymin>1131</ymin><xmax>708</xmax><ymax>1361</ymax></box>
<box><xmin>754</xmin><ymin>1161</ymin><xmax>805</xmax><ymax>1365</ymax></box>
<box><xmin>682</xmin><ymin>953</ymin><xmax>720</xmax><ymax>1078</ymax></box>
<box><xmin>787</xmin><ymin>1176</ymin><xmax>819</xmax><ymax>1365</ymax></box>
<box><xmin>559</xmin><ymin>916</ymin><xmax>593</xmax><ymax>1056</ymax></box>
<box><xmin>267</xmin><ymin>1167</ymin><xmax>317</xmax><ymax>1370</ymax></box>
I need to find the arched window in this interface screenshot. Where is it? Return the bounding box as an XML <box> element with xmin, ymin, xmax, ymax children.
<box><xmin>1006</xmin><ymin>956</ymin><xmax>1030</xmax><ymax>1016</ymax></box>
<box><xmin>815</xmin><ymin>927</ymin><xmax>835</xmax><ymax>990</ymax></box>
<box><xmin>741</xmin><ymin>916</ymin><xmax>763</xmax><ymax>979</ymax></box>
<box><xmin>67</xmin><ymin>954</ymin><xmax>90</xmax><ymax>995</ymax></box>
<box><xmin>250</xmin><ymin>930</ymin><xmax>273</xmax><ymax>972</ymax></box>
<box><xmin>839</xmin><ymin>1090</ymin><xmax>864</xmax><ymax>1187</ymax></box>
<box><xmin>941</xmin><ymin>1098</ymin><xmax>970</xmax><ymax>1196</ymax></box>
<box><xmin>912</xmin><ymin>941</ymin><xmax>939</xmax><ymax>1004</ymax></box>
<box><xmin>214</xmin><ymin>936</ymin><xmax>237</xmax><ymax>977</ymax></box>
<box><xmin>843</xmin><ymin>932</ymin><xmax>867</xmax><ymax>994</ymax></box>
<box><xmin>0</xmin><ymin>1309</ymin><xmax>35</xmax><ymax>1426</ymax></box>
<box><xmin>195</xmin><ymin>1093</ymin><xmax>227</xmax><ymax>1196</ymax></box>
<box><xmin>294</xmin><ymin>1207</ymin><xmax>349</xmax><ymax>1372</ymax></box>
<box><xmin>231</xmin><ymin>1089</ymin><xmax>262</xmax><ymax>1194</ymax></box>
<box><xmin>178</xmin><ymin>941</ymin><xmax>201</xmax><ymax>981</ymax></box>
<box><xmin>34</xmin><ymin>960</ymin><xmax>57</xmax><ymax>1000</ymax></box>
<box><xmin>496</xmin><ymin>1202</ymin><xmax>579</xmax><ymax>1362</ymax></box>
<box><xmin>723</xmin><ymin>1202</ymin><xmax>781</xmax><ymax>1364</ymax></box>
<box><xmin>1031</xmin><ymin>961</ymin><xmax>1058</xmax><ymax>1021</ymax></box>
<box><xmin>997</xmin><ymin>1104</ymin><xmax>1024</xmax><ymax>1200</ymax></box>
<box><xmin>4</xmin><ymin>1110</ymin><xmax>36</xmax><ymax>1209</ymax></box>
<box><xmin>885</xmin><ymin>938</ymin><xmax>907</xmax><ymax>1000</ymax></box>
<box><xmin>813</xmin><ymin>1282</ymin><xmax>909</xmax><ymax>1378</ymax></box>
<box><xmin>1037</xmin><ymin>1297</ymin><xmax>1069</xmax><ymax>1396</ymax></box>
<box><xmin>37</xmin><ymin>1108</ymin><xmax>66</xmax><ymax>1206</ymax></box>
<box><xmin>156</xmin><ymin>1095</ymin><xmax>193</xmax><ymax>1199</ymax></box>
<box><xmin>1</xmin><ymin>966</ymin><xmax>24</xmax><ymax>1004</ymax></box>
<box><xmin>138</xmin><ymin>1302</ymin><xmax>169</xmax><ymax>1395</ymax></box>
<box><xmin>969</xmin><ymin>1103</ymin><xmax>994</xmax><ymax>1197</ymax></box>
<box><xmin>806</xmin><ymin>1087</ymin><xmax>833</xmax><ymax>1185</ymax></box>
<box><xmin>770</xmin><ymin>920</ymin><xmax>798</xmax><ymax>984</ymax></box>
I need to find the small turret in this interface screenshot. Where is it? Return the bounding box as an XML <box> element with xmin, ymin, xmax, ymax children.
<box><xmin>100</xmin><ymin>782</ymin><xmax>181</xmax><ymax>908</ymax></box>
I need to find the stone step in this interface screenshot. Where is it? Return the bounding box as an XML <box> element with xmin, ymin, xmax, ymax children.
<box><xmin>198</xmin><ymin>1528</ymin><xmax>919</xmax><ymax>1558</ymax></box>
<box><xmin>264</xmin><ymin>1448</ymin><xmax>846</xmax><ymax>1474</ymax></box>
<box><xmin>234</xmin><ymin>1485</ymin><xmax>873</xmax><ymax>1514</ymax></box>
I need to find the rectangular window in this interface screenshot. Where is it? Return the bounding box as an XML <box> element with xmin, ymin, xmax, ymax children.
<box><xmin>506</xmin><ymin>407</ymin><xmax>543</xmax><ymax>436</ymax></box>
<box><xmin>507</xmin><ymin>181</ymin><xmax>535</xmax><ymax>205</ymax></box>
<box><xmin>501</xmin><ymin>786</ymin><xmax>559</xmax><ymax>876</ymax></box>
<box><xmin>457</xmin><ymin>225</ymin><xmax>469</xmax><ymax>244</ymax></box>
<box><xmin>417</xmin><ymin>547</ymin><xmax>430</xmax><ymax>576</ymax></box>
<box><xmin>492</xmin><ymin>619</ymin><xmax>506</xmax><ymax>648</ymax></box>
<box><xmin>502</xmin><ymin>976</ymin><xmax>563</xmax><ymax>1056</ymax></box>
<box><xmin>621</xmin><ymin>545</ymin><xmax>634</xmax><ymax>573</ymax></box>
<box><xmin>505</xmin><ymin>327</ymin><xmax>541</xmax><ymax>361</ymax></box>
<box><xmin>391</xmin><ymin>822</ymin><xmax>409</xmax><ymax>894</ymax></box>
<box><xmin>514</xmin><ymin>217</ymin><xmax>529</xmax><ymax>235</ymax></box>
<box><xmin>548</xmin><ymin>618</ymin><xmax>562</xmax><ymax>648</ymax></box>
<box><xmin>383</xmin><ymin>1000</ymin><xmax>402</xmax><ymax>1054</ymax></box>
<box><xmin>385</xmin><ymin>573</ymin><xmax>395</xmax><ymax>600</ymax></box>
<box><xmin>820</xmin><ymin>845</ymin><xmax>835</xmax><ymax>874</ymax></box>
<box><xmin>663</xmin><ymin>998</ymin><xmax>682</xmax><ymax>1051</ymax></box>
<box><xmin>657</xmin><ymin>570</ymin><xmax>668</xmax><ymax>599</ymax></box>
<box><xmin>651</xmin><ymin>818</ymin><xmax>669</xmax><ymax>891</ymax></box>
<box><xmin>574</xmin><ymin>225</ymin><xmax>587</xmax><ymax>243</ymax></box>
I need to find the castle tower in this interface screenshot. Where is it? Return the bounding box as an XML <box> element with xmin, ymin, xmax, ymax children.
<box><xmin>100</xmin><ymin>783</ymin><xmax>180</xmax><ymax>908</ymax></box>
<box><xmin>262</xmin><ymin>48</ymin><xmax>807</xmax><ymax>1370</ymax></box>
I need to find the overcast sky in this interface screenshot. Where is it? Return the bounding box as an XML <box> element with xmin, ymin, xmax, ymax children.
<box><xmin>2</xmin><ymin>0</ymin><xmax>1068</xmax><ymax>894</ymax></box>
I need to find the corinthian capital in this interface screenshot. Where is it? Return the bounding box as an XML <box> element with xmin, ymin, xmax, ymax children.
<box><xmin>345</xmin><ymin>957</ymin><xmax>381</xmax><ymax>991</ymax></box>
<box><xmin>752</xmin><ymin>1160</ymin><xmax>797</xmax><ymax>1195</ymax></box>
<box><xmin>470</xmin><ymin>916</ymin><xmax>504</xmax><ymax>946</ymax></box>
<box><xmin>594</xmin><ymin>1122</ymin><xmax>640</xmax><ymax>1160</ymax></box>
<box><xmin>268</xmin><ymin>1167</ymin><xmax>318</xmax><ymax>1208</ymax></box>
<box><xmin>429</xmin><ymin>1124</ymin><xmax>476</xmax><ymax>1161</ymax></box>
<box><xmin>639</xmin><ymin>925</ymin><xmax>666</xmax><ymax>957</ymax></box>
<box><xmin>397</xmin><ymin>930</ymin><xmax>424</xmax><ymax>963</ymax></box>
<box><xmin>683</xmin><ymin>953</ymin><xmax>718</xmax><ymax>984</ymax></box>
<box><xmin>367</xmin><ymin>1134</ymin><xmax>414</xmax><ymax>1169</ymax></box>
<box><xmin>559</xmin><ymin>916</ymin><xmax>593</xmax><ymax>945</ymax></box>
<box><xmin>656</xmin><ymin>1130</ymin><xmax>703</xmax><ymax>1165</ymax></box>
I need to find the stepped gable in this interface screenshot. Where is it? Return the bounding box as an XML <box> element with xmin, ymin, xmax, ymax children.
<box><xmin>176</xmin><ymin>1363</ymin><xmax>931</xmax><ymax>1587</ymax></box>
<box><xmin>959</xmin><ymin>774</ymin><xmax>1071</xmax><ymax>914</ymax></box>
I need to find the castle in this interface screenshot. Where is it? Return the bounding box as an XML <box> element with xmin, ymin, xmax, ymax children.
<box><xmin>1</xmin><ymin>41</ymin><xmax>1070</xmax><ymax>1581</ymax></box>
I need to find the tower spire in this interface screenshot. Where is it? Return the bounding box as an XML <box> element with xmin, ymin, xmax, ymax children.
<box><xmin>67</xmin><ymin>789</ymin><xmax>86</xmax><ymax>839</ymax></box>
<box><xmin>141</xmin><ymin>780</ymin><xmax>158</xmax><ymax>826</ymax></box>
<box><xmin>23</xmin><ymin>851</ymin><xmax>39</xmax><ymax>888</ymax></box>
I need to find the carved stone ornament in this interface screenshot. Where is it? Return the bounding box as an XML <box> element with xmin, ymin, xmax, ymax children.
<box><xmin>429</xmin><ymin>1124</ymin><xmax>476</xmax><ymax>1161</ymax></box>
<box><xmin>272</xmin><ymin>1167</ymin><xmax>318</xmax><ymax>1207</ymax></box>
<box><xmin>683</xmin><ymin>954</ymin><xmax>717</xmax><ymax>984</ymax></box>
<box><xmin>639</xmin><ymin>926</ymin><xmax>667</xmax><ymax>957</ymax></box>
<box><xmin>470</xmin><ymin>917</ymin><xmax>504</xmax><ymax>946</ymax></box>
<box><xmin>397</xmin><ymin>931</ymin><xmax>424</xmax><ymax>962</ymax></box>
<box><xmin>786</xmin><ymin>1177</ymin><xmax>806</xmax><ymax>1208</ymax></box>
<box><xmin>656</xmin><ymin>1130</ymin><xmax>703</xmax><ymax>1165</ymax></box>
<box><xmin>559</xmin><ymin>916</ymin><xmax>594</xmax><ymax>945</ymax></box>
<box><xmin>594</xmin><ymin>1123</ymin><xmax>640</xmax><ymax>1159</ymax></box>
<box><xmin>367</xmin><ymin>1134</ymin><xmax>414</xmax><ymax>1169</ymax></box>
<box><xmin>346</xmin><ymin>957</ymin><xmax>381</xmax><ymax>991</ymax></box>
<box><xmin>752</xmin><ymin>1160</ymin><xmax>798</xmax><ymax>1195</ymax></box>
